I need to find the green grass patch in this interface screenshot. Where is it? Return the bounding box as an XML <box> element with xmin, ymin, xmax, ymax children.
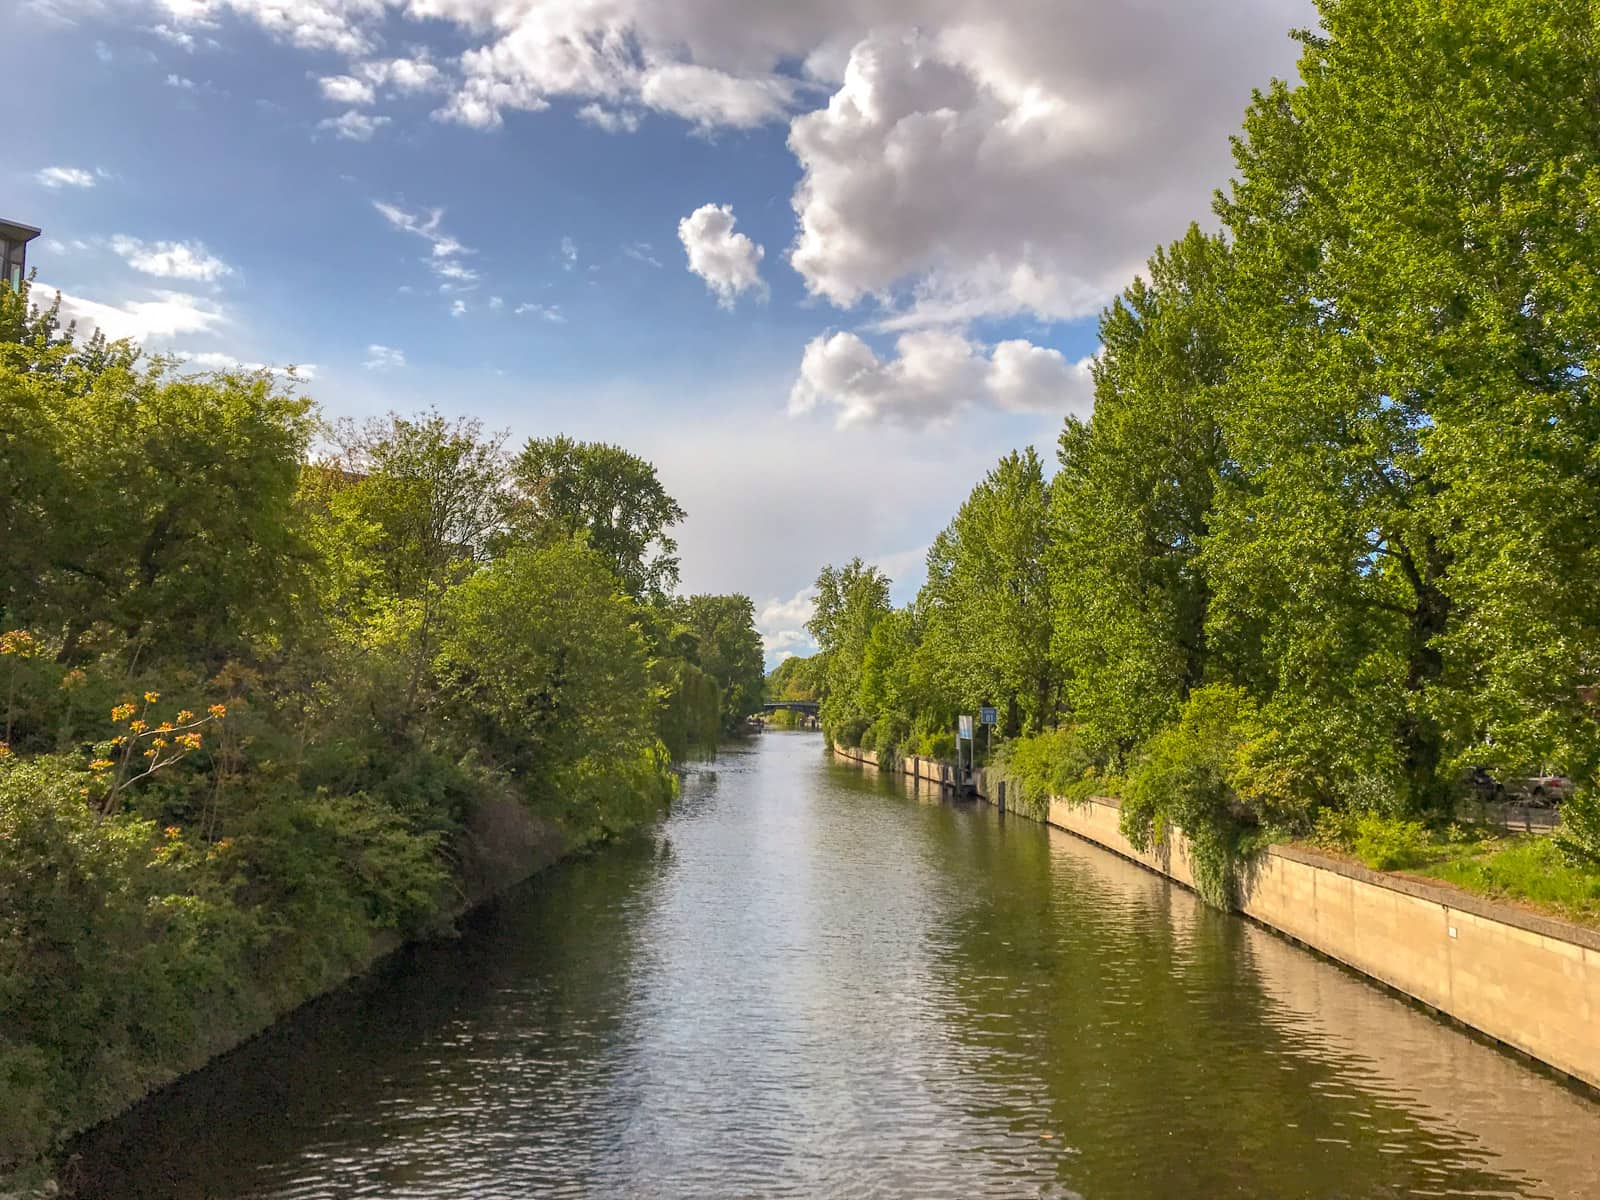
<box><xmin>1307</xmin><ymin>811</ymin><xmax>1600</xmax><ymax>927</ymax></box>
<box><xmin>1416</xmin><ymin>837</ymin><xmax>1600</xmax><ymax>926</ymax></box>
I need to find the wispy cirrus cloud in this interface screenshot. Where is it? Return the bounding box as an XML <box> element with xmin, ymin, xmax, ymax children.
<box><xmin>373</xmin><ymin>200</ymin><xmax>478</xmax><ymax>290</ymax></box>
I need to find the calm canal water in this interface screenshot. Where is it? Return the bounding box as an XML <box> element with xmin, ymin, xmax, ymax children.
<box><xmin>74</xmin><ymin>733</ymin><xmax>1600</xmax><ymax>1198</ymax></box>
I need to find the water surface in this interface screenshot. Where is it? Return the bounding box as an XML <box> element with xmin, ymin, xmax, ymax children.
<box><xmin>74</xmin><ymin>733</ymin><xmax>1600</xmax><ymax>1198</ymax></box>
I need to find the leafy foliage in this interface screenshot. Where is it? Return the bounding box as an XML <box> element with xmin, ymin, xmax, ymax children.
<box><xmin>805</xmin><ymin>0</ymin><xmax>1600</xmax><ymax>917</ymax></box>
<box><xmin>506</xmin><ymin>435</ymin><xmax>686</xmax><ymax>600</ymax></box>
<box><xmin>0</xmin><ymin>288</ymin><xmax>761</xmax><ymax>1176</ymax></box>
<box><xmin>675</xmin><ymin>593</ymin><xmax>766</xmax><ymax>734</ymax></box>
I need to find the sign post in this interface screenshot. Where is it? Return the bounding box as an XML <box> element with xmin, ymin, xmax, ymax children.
<box><xmin>979</xmin><ymin>705</ymin><xmax>997</xmax><ymax>765</ymax></box>
<box><xmin>957</xmin><ymin>715</ymin><xmax>974</xmax><ymax>788</ymax></box>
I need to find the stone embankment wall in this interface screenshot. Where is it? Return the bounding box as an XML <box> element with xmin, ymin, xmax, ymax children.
<box><xmin>832</xmin><ymin>744</ymin><xmax>1600</xmax><ymax>1091</ymax></box>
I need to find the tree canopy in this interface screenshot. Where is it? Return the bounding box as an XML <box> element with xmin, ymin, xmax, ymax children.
<box><xmin>506</xmin><ymin>435</ymin><xmax>686</xmax><ymax>600</ymax></box>
<box><xmin>801</xmin><ymin>0</ymin><xmax>1600</xmax><ymax>900</ymax></box>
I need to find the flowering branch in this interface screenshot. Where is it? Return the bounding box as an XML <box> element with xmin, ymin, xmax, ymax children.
<box><xmin>92</xmin><ymin>692</ymin><xmax>227</xmax><ymax>815</ymax></box>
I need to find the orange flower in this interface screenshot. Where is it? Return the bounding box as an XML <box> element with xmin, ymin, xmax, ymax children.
<box><xmin>208</xmin><ymin>704</ymin><xmax>228</xmax><ymax>720</ymax></box>
<box><xmin>179</xmin><ymin>733</ymin><xmax>203</xmax><ymax>750</ymax></box>
<box><xmin>151</xmin><ymin>737</ymin><xmax>168</xmax><ymax>750</ymax></box>
<box><xmin>158</xmin><ymin>722</ymin><xmax>174</xmax><ymax>733</ymax></box>
<box><xmin>143</xmin><ymin>691</ymin><xmax>161</xmax><ymax>704</ymax></box>
<box><xmin>0</xmin><ymin>631</ymin><xmax>38</xmax><ymax>656</ymax></box>
<box><xmin>176</xmin><ymin>710</ymin><xmax>195</xmax><ymax>723</ymax></box>
<box><xmin>128</xmin><ymin>720</ymin><xmax>148</xmax><ymax>734</ymax></box>
<box><xmin>60</xmin><ymin>669</ymin><xmax>87</xmax><ymax>690</ymax></box>
<box><xmin>111</xmin><ymin>703</ymin><xmax>137</xmax><ymax>722</ymax></box>
<box><xmin>164</xmin><ymin>826</ymin><xmax>181</xmax><ymax>840</ymax></box>
<box><xmin>0</xmin><ymin>743</ymin><xmax>10</xmax><ymax>759</ymax></box>
<box><xmin>89</xmin><ymin>758</ymin><xmax>114</xmax><ymax>771</ymax></box>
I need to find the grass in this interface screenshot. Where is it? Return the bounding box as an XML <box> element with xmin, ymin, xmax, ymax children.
<box><xmin>1415</xmin><ymin>837</ymin><xmax>1600</xmax><ymax>926</ymax></box>
<box><xmin>1305</xmin><ymin>811</ymin><xmax>1600</xmax><ymax>929</ymax></box>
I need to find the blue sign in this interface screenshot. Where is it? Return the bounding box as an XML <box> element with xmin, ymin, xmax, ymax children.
<box><xmin>958</xmin><ymin>715</ymin><xmax>974</xmax><ymax>741</ymax></box>
<box><xmin>979</xmin><ymin>706</ymin><xmax>998</xmax><ymax>726</ymax></box>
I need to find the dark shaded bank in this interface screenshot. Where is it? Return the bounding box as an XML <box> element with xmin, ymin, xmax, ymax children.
<box><xmin>60</xmin><ymin>822</ymin><xmax>611</xmax><ymax>1199</ymax></box>
<box><xmin>1</xmin><ymin>796</ymin><xmax>589</xmax><ymax>1199</ymax></box>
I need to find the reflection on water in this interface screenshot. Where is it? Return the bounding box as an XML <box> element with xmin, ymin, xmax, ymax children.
<box><xmin>73</xmin><ymin>733</ymin><xmax>1600</xmax><ymax>1198</ymax></box>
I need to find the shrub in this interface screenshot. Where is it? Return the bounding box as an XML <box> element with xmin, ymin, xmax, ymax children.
<box><xmin>997</xmin><ymin>726</ymin><xmax>1107</xmax><ymax>818</ymax></box>
<box><xmin>1555</xmin><ymin>786</ymin><xmax>1600</xmax><ymax>870</ymax></box>
<box><xmin>918</xmin><ymin>730</ymin><xmax>956</xmax><ymax>760</ymax></box>
<box><xmin>1349</xmin><ymin>812</ymin><xmax>1433</xmax><ymax>872</ymax></box>
<box><xmin>0</xmin><ymin>758</ymin><xmax>258</xmax><ymax>1168</ymax></box>
<box><xmin>1120</xmin><ymin>685</ymin><xmax>1259</xmax><ymax>907</ymax></box>
<box><xmin>832</xmin><ymin>716</ymin><xmax>870</xmax><ymax>749</ymax></box>
<box><xmin>865</xmin><ymin>713</ymin><xmax>910</xmax><ymax>764</ymax></box>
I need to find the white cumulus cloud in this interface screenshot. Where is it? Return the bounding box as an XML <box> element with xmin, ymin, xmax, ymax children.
<box><xmin>35</xmin><ymin>166</ymin><xmax>96</xmax><ymax>189</ymax></box>
<box><xmin>364</xmin><ymin>343</ymin><xmax>406</xmax><ymax>369</ymax></box>
<box><xmin>36</xmin><ymin>284</ymin><xmax>226</xmax><ymax>343</ymax></box>
<box><xmin>514</xmin><ymin>302</ymin><xmax>565</xmax><ymax>323</ymax></box>
<box><xmin>110</xmin><ymin>236</ymin><xmax>232</xmax><ymax>283</ymax></box>
<box><xmin>756</xmin><ymin>585</ymin><xmax>819</xmax><ymax>662</ymax></box>
<box><xmin>637</xmin><ymin>63</ymin><xmax>793</xmax><ymax>130</ymax></box>
<box><xmin>576</xmin><ymin>103</ymin><xmax>639</xmax><ymax>134</ymax></box>
<box><xmin>319</xmin><ymin>74</ymin><xmax>375</xmax><ymax>105</ymax></box>
<box><xmin>678</xmin><ymin>203</ymin><xmax>765</xmax><ymax>309</ymax></box>
<box><xmin>318</xmin><ymin>109</ymin><xmax>389</xmax><ymax>140</ymax></box>
<box><xmin>789</xmin><ymin>329</ymin><xmax>1094</xmax><ymax>429</ymax></box>
<box><xmin>408</xmin><ymin>0</ymin><xmax>1299</xmax><ymax>327</ymax></box>
<box><xmin>351</xmin><ymin>55</ymin><xmax>445</xmax><ymax>96</ymax></box>
<box><xmin>178</xmin><ymin>351</ymin><xmax>316</xmax><ymax>378</ymax></box>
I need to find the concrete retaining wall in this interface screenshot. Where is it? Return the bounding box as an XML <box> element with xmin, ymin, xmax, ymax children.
<box><xmin>832</xmin><ymin>744</ymin><xmax>1600</xmax><ymax>1091</ymax></box>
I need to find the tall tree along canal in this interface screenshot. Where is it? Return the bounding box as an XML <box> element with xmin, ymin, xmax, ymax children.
<box><xmin>74</xmin><ymin>734</ymin><xmax>1600</xmax><ymax>1198</ymax></box>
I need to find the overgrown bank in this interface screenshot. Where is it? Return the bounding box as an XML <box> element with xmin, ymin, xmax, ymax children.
<box><xmin>0</xmin><ymin>285</ymin><xmax>765</xmax><ymax>1183</ymax></box>
<box><xmin>791</xmin><ymin>0</ymin><xmax>1600</xmax><ymax>909</ymax></box>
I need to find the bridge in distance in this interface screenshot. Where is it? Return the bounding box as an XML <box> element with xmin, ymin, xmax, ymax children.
<box><xmin>757</xmin><ymin>701</ymin><xmax>818</xmax><ymax>717</ymax></box>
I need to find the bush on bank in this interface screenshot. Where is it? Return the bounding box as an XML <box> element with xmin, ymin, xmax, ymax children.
<box><xmin>786</xmin><ymin>0</ymin><xmax>1600</xmax><ymax>908</ymax></box>
<box><xmin>0</xmin><ymin>285</ymin><xmax>763</xmax><ymax>1177</ymax></box>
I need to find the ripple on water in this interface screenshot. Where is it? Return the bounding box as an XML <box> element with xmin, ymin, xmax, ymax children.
<box><xmin>69</xmin><ymin>736</ymin><xmax>1600</xmax><ymax>1199</ymax></box>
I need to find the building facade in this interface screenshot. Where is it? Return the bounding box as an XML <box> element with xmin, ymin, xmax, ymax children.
<box><xmin>2</xmin><ymin>218</ymin><xmax>42</xmax><ymax>290</ymax></box>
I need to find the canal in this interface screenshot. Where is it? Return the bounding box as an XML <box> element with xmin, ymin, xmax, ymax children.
<box><xmin>73</xmin><ymin>733</ymin><xmax>1600</xmax><ymax>1198</ymax></box>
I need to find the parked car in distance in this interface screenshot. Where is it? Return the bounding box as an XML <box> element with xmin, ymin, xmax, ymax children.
<box><xmin>1460</xmin><ymin>765</ymin><xmax>1506</xmax><ymax>801</ymax></box>
<box><xmin>1510</xmin><ymin>773</ymin><xmax>1574</xmax><ymax>806</ymax></box>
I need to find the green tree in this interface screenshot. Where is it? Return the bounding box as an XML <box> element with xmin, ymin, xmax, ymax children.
<box><xmin>807</xmin><ymin>559</ymin><xmax>892</xmax><ymax>744</ymax></box>
<box><xmin>506</xmin><ymin>435</ymin><xmax>685</xmax><ymax>599</ymax></box>
<box><xmin>676</xmin><ymin>594</ymin><xmax>765</xmax><ymax>734</ymax></box>
<box><xmin>1210</xmin><ymin>0</ymin><xmax>1600</xmax><ymax>811</ymax></box>
<box><xmin>433</xmin><ymin>541</ymin><xmax>656</xmax><ymax>781</ymax></box>
<box><xmin>766</xmin><ymin>654</ymin><xmax>824</xmax><ymax>702</ymax></box>
<box><xmin>920</xmin><ymin>448</ymin><xmax>1057</xmax><ymax>735</ymax></box>
<box><xmin>318</xmin><ymin>413</ymin><xmax>508</xmax><ymax>716</ymax></box>
<box><xmin>4</xmin><ymin>361</ymin><xmax>314</xmax><ymax>667</ymax></box>
<box><xmin>1050</xmin><ymin>228</ymin><xmax>1233</xmax><ymax>753</ymax></box>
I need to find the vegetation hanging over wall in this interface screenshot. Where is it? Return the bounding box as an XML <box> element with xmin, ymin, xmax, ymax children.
<box><xmin>0</xmin><ymin>285</ymin><xmax>763</xmax><ymax>1176</ymax></box>
<box><xmin>796</xmin><ymin>0</ymin><xmax>1600</xmax><ymax>907</ymax></box>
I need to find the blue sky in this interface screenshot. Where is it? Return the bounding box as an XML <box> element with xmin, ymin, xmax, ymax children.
<box><xmin>13</xmin><ymin>0</ymin><xmax>1308</xmax><ymax>664</ymax></box>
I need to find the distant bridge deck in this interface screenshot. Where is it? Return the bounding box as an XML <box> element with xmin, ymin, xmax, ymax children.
<box><xmin>758</xmin><ymin>701</ymin><xmax>819</xmax><ymax>715</ymax></box>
